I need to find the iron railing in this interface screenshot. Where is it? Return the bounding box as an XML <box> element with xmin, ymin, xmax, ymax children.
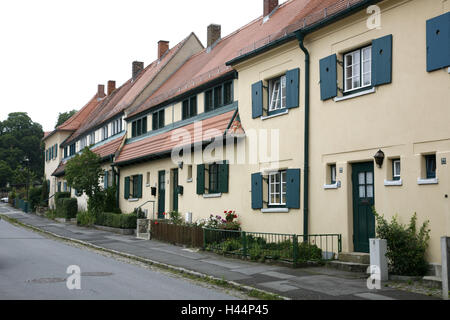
<box><xmin>203</xmin><ymin>228</ymin><xmax>341</xmax><ymax>266</ymax></box>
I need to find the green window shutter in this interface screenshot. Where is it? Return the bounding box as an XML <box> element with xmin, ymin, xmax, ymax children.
<box><xmin>55</xmin><ymin>144</ymin><xmax>58</xmax><ymax>158</ymax></box>
<box><xmin>104</xmin><ymin>171</ymin><xmax>108</xmax><ymax>189</ymax></box>
<box><xmin>286</xmin><ymin>169</ymin><xmax>301</xmax><ymax>209</ymax></box>
<box><xmin>137</xmin><ymin>175</ymin><xmax>143</xmax><ymax>198</ymax></box>
<box><xmin>196</xmin><ymin>164</ymin><xmax>205</xmax><ymax>195</ymax></box>
<box><xmin>426</xmin><ymin>12</ymin><xmax>450</xmax><ymax>72</ymax></box>
<box><xmin>124</xmin><ymin>177</ymin><xmax>130</xmax><ymax>199</ymax></box>
<box><xmin>251</xmin><ymin>173</ymin><xmax>263</xmax><ymax>209</ymax></box>
<box><xmin>372</xmin><ymin>34</ymin><xmax>393</xmax><ymax>86</ymax></box>
<box><xmin>218</xmin><ymin>162</ymin><xmax>229</xmax><ymax>193</ymax></box>
<box><xmin>319</xmin><ymin>54</ymin><xmax>337</xmax><ymax>101</ymax></box>
<box><xmin>286</xmin><ymin>68</ymin><xmax>299</xmax><ymax>109</ymax></box>
<box><xmin>251</xmin><ymin>81</ymin><xmax>263</xmax><ymax>118</ymax></box>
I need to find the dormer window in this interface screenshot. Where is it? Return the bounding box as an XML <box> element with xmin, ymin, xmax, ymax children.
<box><xmin>182</xmin><ymin>96</ymin><xmax>197</xmax><ymax>120</ymax></box>
<box><xmin>131</xmin><ymin>117</ymin><xmax>147</xmax><ymax>138</ymax></box>
<box><xmin>102</xmin><ymin>125</ymin><xmax>108</xmax><ymax>140</ymax></box>
<box><xmin>152</xmin><ymin>109</ymin><xmax>165</xmax><ymax>131</ymax></box>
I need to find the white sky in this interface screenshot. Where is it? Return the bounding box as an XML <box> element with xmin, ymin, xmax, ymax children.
<box><xmin>0</xmin><ymin>0</ymin><xmax>287</xmax><ymax>132</ymax></box>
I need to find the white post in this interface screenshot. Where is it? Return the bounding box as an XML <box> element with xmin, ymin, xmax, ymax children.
<box><xmin>370</xmin><ymin>238</ymin><xmax>389</xmax><ymax>281</ymax></box>
<box><xmin>442</xmin><ymin>237</ymin><xmax>450</xmax><ymax>300</ymax></box>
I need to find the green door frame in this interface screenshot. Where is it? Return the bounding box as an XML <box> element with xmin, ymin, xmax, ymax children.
<box><xmin>158</xmin><ymin>170</ymin><xmax>166</xmax><ymax>219</ymax></box>
<box><xmin>352</xmin><ymin>162</ymin><xmax>375</xmax><ymax>253</ymax></box>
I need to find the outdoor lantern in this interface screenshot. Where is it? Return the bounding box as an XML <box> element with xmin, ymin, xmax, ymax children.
<box><xmin>178</xmin><ymin>161</ymin><xmax>183</xmax><ymax>169</ymax></box>
<box><xmin>374</xmin><ymin>149</ymin><xmax>385</xmax><ymax>168</ymax></box>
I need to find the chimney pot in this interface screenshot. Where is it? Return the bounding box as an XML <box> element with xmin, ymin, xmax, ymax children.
<box><xmin>158</xmin><ymin>40</ymin><xmax>169</xmax><ymax>59</ymax></box>
<box><xmin>97</xmin><ymin>84</ymin><xmax>105</xmax><ymax>98</ymax></box>
<box><xmin>132</xmin><ymin>61</ymin><xmax>144</xmax><ymax>81</ymax></box>
<box><xmin>107</xmin><ymin>81</ymin><xmax>116</xmax><ymax>96</ymax></box>
<box><xmin>264</xmin><ymin>0</ymin><xmax>278</xmax><ymax>17</ymax></box>
<box><xmin>207</xmin><ymin>24</ymin><xmax>221</xmax><ymax>48</ymax></box>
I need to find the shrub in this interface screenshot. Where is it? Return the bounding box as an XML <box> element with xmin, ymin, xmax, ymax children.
<box><xmin>55</xmin><ymin>198</ymin><xmax>78</xmax><ymax>219</ymax></box>
<box><xmin>55</xmin><ymin>192</ymin><xmax>71</xmax><ymax>202</ymax></box>
<box><xmin>28</xmin><ymin>186</ymin><xmax>42</xmax><ymax>212</ymax></box>
<box><xmin>95</xmin><ymin>212</ymin><xmax>138</xmax><ymax>229</ymax></box>
<box><xmin>104</xmin><ymin>186</ymin><xmax>119</xmax><ymax>213</ymax></box>
<box><xmin>374</xmin><ymin>210</ymin><xmax>430</xmax><ymax>277</ymax></box>
<box><xmin>297</xmin><ymin>242</ymin><xmax>322</xmax><ymax>261</ymax></box>
<box><xmin>77</xmin><ymin>211</ymin><xmax>95</xmax><ymax>227</ymax></box>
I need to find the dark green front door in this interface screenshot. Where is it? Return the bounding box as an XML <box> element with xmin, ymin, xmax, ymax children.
<box><xmin>172</xmin><ymin>169</ymin><xmax>179</xmax><ymax>212</ymax></box>
<box><xmin>158</xmin><ymin>170</ymin><xmax>166</xmax><ymax>219</ymax></box>
<box><xmin>352</xmin><ymin>162</ymin><xmax>375</xmax><ymax>253</ymax></box>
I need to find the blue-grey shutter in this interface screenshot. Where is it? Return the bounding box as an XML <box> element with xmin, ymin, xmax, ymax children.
<box><xmin>196</xmin><ymin>164</ymin><xmax>205</xmax><ymax>195</ymax></box>
<box><xmin>124</xmin><ymin>177</ymin><xmax>130</xmax><ymax>199</ymax></box>
<box><xmin>286</xmin><ymin>68</ymin><xmax>299</xmax><ymax>109</ymax></box>
<box><xmin>426</xmin><ymin>12</ymin><xmax>450</xmax><ymax>72</ymax></box>
<box><xmin>252</xmin><ymin>81</ymin><xmax>263</xmax><ymax>118</ymax></box>
<box><xmin>319</xmin><ymin>54</ymin><xmax>337</xmax><ymax>100</ymax></box>
<box><xmin>218</xmin><ymin>162</ymin><xmax>229</xmax><ymax>193</ymax></box>
<box><xmin>104</xmin><ymin>171</ymin><xmax>108</xmax><ymax>189</ymax></box>
<box><xmin>372</xmin><ymin>34</ymin><xmax>393</xmax><ymax>86</ymax></box>
<box><xmin>55</xmin><ymin>144</ymin><xmax>58</xmax><ymax>158</ymax></box>
<box><xmin>251</xmin><ymin>173</ymin><xmax>263</xmax><ymax>209</ymax></box>
<box><xmin>137</xmin><ymin>175</ymin><xmax>143</xmax><ymax>198</ymax></box>
<box><xmin>286</xmin><ymin>169</ymin><xmax>301</xmax><ymax>209</ymax></box>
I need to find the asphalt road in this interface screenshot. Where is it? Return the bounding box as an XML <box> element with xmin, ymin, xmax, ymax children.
<box><xmin>0</xmin><ymin>218</ymin><xmax>239</xmax><ymax>300</ymax></box>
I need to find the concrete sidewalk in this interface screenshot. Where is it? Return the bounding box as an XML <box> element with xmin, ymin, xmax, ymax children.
<box><xmin>0</xmin><ymin>204</ymin><xmax>439</xmax><ymax>300</ymax></box>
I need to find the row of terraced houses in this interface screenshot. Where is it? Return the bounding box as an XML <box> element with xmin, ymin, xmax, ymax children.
<box><xmin>43</xmin><ymin>0</ymin><xmax>450</xmax><ymax>264</ymax></box>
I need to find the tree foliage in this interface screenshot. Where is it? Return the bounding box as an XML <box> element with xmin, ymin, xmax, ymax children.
<box><xmin>55</xmin><ymin>110</ymin><xmax>77</xmax><ymax>128</ymax></box>
<box><xmin>0</xmin><ymin>112</ymin><xmax>44</xmax><ymax>187</ymax></box>
<box><xmin>65</xmin><ymin>147</ymin><xmax>104</xmax><ymax>215</ymax></box>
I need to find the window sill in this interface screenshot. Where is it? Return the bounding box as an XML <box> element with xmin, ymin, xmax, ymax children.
<box><xmin>261</xmin><ymin>110</ymin><xmax>289</xmax><ymax>121</ymax></box>
<box><xmin>128</xmin><ymin>198</ymin><xmax>139</xmax><ymax>202</ymax></box>
<box><xmin>186</xmin><ymin>178</ymin><xmax>193</xmax><ymax>183</ymax></box>
<box><xmin>324</xmin><ymin>182</ymin><xmax>341</xmax><ymax>189</ymax></box>
<box><xmin>261</xmin><ymin>208</ymin><xmax>289</xmax><ymax>213</ymax></box>
<box><xmin>384</xmin><ymin>179</ymin><xmax>403</xmax><ymax>187</ymax></box>
<box><xmin>203</xmin><ymin>193</ymin><xmax>222</xmax><ymax>199</ymax></box>
<box><xmin>417</xmin><ymin>178</ymin><xmax>439</xmax><ymax>185</ymax></box>
<box><xmin>334</xmin><ymin>87</ymin><xmax>376</xmax><ymax>102</ymax></box>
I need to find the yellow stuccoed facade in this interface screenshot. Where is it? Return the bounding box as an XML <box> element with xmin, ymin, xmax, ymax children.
<box><xmin>230</xmin><ymin>0</ymin><xmax>450</xmax><ymax>262</ymax></box>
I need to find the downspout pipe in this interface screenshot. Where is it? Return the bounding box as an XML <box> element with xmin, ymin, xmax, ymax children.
<box><xmin>295</xmin><ymin>31</ymin><xmax>310</xmax><ymax>240</ymax></box>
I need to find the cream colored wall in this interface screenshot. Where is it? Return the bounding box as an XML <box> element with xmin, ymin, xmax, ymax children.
<box><xmin>44</xmin><ymin>131</ymin><xmax>70</xmax><ymax>208</ymax></box>
<box><xmin>304</xmin><ymin>0</ymin><xmax>450</xmax><ymax>262</ymax></box>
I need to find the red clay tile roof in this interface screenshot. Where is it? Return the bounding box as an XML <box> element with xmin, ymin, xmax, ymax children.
<box><xmin>63</xmin><ymin>34</ymin><xmax>196</xmax><ymax>146</ymax></box>
<box><xmin>127</xmin><ymin>0</ymin><xmax>314</xmax><ymax>118</ymax></box>
<box><xmin>52</xmin><ymin>161</ymin><xmax>66</xmax><ymax>177</ymax></box>
<box><xmin>57</xmin><ymin>93</ymin><xmax>104</xmax><ymax>132</ymax></box>
<box><xmin>91</xmin><ymin>136</ymin><xmax>125</xmax><ymax>159</ymax></box>
<box><xmin>115</xmin><ymin>110</ymin><xmax>240</xmax><ymax>165</ymax></box>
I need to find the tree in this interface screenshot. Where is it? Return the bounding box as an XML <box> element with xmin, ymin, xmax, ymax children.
<box><xmin>0</xmin><ymin>112</ymin><xmax>44</xmax><ymax>181</ymax></box>
<box><xmin>0</xmin><ymin>160</ymin><xmax>12</xmax><ymax>188</ymax></box>
<box><xmin>65</xmin><ymin>147</ymin><xmax>104</xmax><ymax>215</ymax></box>
<box><xmin>55</xmin><ymin>110</ymin><xmax>77</xmax><ymax>128</ymax></box>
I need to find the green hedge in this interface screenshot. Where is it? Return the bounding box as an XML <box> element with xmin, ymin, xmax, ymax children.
<box><xmin>56</xmin><ymin>198</ymin><xmax>78</xmax><ymax>219</ymax></box>
<box><xmin>55</xmin><ymin>192</ymin><xmax>71</xmax><ymax>202</ymax></box>
<box><xmin>95</xmin><ymin>212</ymin><xmax>137</xmax><ymax>229</ymax></box>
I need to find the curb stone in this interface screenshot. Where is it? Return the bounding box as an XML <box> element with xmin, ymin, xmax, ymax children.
<box><xmin>0</xmin><ymin>213</ymin><xmax>288</xmax><ymax>300</ymax></box>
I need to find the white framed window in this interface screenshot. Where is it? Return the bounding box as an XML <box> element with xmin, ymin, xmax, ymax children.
<box><xmin>393</xmin><ymin>159</ymin><xmax>401</xmax><ymax>181</ymax></box>
<box><xmin>344</xmin><ymin>46</ymin><xmax>372</xmax><ymax>93</ymax></box>
<box><xmin>268</xmin><ymin>171</ymin><xmax>287</xmax><ymax>206</ymax></box>
<box><xmin>330</xmin><ymin>164</ymin><xmax>337</xmax><ymax>185</ymax></box>
<box><xmin>80</xmin><ymin>136</ymin><xmax>87</xmax><ymax>149</ymax></box>
<box><xmin>89</xmin><ymin>132</ymin><xmax>95</xmax><ymax>146</ymax></box>
<box><xmin>268</xmin><ymin>75</ymin><xmax>286</xmax><ymax>112</ymax></box>
<box><xmin>102</xmin><ymin>126</ymin><xmax>108</xmax><ymax>140</ymax></box>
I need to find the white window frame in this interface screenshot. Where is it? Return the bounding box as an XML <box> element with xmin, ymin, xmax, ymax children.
<box><xmin>344</xmin><ymin>45</ymin><xmax>372</xmax><ymax>93</ymax></box>
<box><xmin>268</xmin><ymin>171</ymin><xmax>287</xmax><ymax>206</ymax></box>
<box><xmin>89</xmin><ymin>132</ymin><xmax>95</xmax><ymax>146</ymax></box>
<box><xmin>268</xmin><ymin>75</ymin><xmax>286</xmax><ymax>112</ymax></box>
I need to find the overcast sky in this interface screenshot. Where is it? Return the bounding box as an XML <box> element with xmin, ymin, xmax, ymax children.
<box><xmin>0</xmin><ymin>0</ymin><xmax>287</xmax><ymax>132</ymax></box>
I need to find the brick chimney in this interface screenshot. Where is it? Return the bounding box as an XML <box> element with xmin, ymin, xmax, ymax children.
<box><xmin>207</xmin><ymin>24</ymin><xmax>221</xmax><ymax>48</ymax></box>
<box><xmin>264</xmin><ymin>0</ymin><xmax>278</xmax><ymax>17</ymax></box>
<box><xmin>158</xmin><ymin>40</ymin><xmax>169</xmax><ymax>59</ymax></box>
<box><xmin>97</xmin><ymin>84</ymin><xmax>105</xmax><ymax>99</ymax></box>
<box><xmin>132</xmin><ymin>61</ymin><xmax>144</xmax><ymax>81</ymax></box>
<box><xmin>107</xmin><ymin>80</ymin><xmax>116</xmax><ymax>96</ymax></box>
